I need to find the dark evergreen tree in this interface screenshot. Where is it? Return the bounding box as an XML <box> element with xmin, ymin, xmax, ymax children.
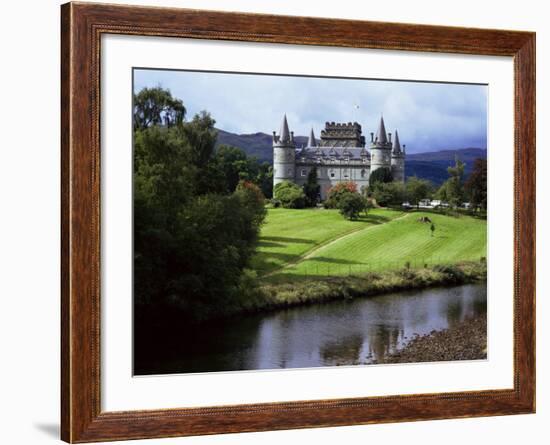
<box><xmin>369</xmin><ymin>167</ymin><xmax>393</xmax><ymax>186</ymax></box>
<box><xmin>303</xmin><ymin>168</ymin><xmax>320</xmax><ymax>207</ymax></box>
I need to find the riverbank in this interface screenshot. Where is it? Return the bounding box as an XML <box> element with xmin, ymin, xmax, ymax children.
<box><xmin>238</xmin><ymin>261</ymin><xmax>487</xmax><ymax>316</ymax></box>
<box><xmin>375</xmin><ymin>316</ymin><xmax>487</xmax><ymax>364</ymax></box>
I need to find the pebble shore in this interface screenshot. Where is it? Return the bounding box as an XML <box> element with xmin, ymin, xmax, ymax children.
<box><xmin>376</xmin><ymin>316</ymin><xmax>487</xmax><ymax>364</ymax></box>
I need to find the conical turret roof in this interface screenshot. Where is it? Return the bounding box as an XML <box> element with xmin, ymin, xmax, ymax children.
<box><xmin>279</xmin><ymin>114</ymin><xmax>290</xmax><ymax>143</ymax></box>
<box><xmin>393</xmin><ymin>129</ymin><xmax>401</xmax><ymax>153</ymax></box>
<box><xmin>375</xmin><ymin>116</ymin><xmax>388</xmax><ymax>144</ymax></box>
<box><xmin>308</xmin><ymin>128</ymin><xmax>317</xmax><ymax>147</ymax></box>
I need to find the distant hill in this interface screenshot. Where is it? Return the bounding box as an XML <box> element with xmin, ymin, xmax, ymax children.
<box><xmin>405</xmin><ymin>148</ymin><xmax>487</xmax><ymax>185</ymax></box>
<box><xmin>215</xmin><ymin>129</ymin><xmax>486</xmax><ymax>185</ymax></box>
<box><xmin>216</xmin><ymin>129</ymin><xmax>307</xmax><ymax>163</ymax></box>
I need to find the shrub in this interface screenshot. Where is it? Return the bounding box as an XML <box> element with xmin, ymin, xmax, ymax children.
<box><xmin>273</xmin><ymin>181</ymin><xmax>306</xmax><ymax>209</ymax></box>
<box><xmin>432</xmin><ymin>264</ymin><xmax>466</xmax><ymax>283</ymax></box>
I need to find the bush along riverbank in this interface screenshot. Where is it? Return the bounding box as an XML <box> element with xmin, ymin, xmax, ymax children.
<box><xmin>235</xmin><ymin>260</ymin><xmax>487</xmax><ymax>315</ymax></box>
<box><xmin>374</xmin><ymin>316</ymin><xmax>487</xmax><ymax>364</ymax></box>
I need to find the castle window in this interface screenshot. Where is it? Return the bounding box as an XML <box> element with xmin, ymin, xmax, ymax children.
<box><xmin>343</xmin><ymin>169</ymin><xmax>349</xmax><ymax>178</ymax></box>
<box><xmin>361</xmin><ymin>169</ymin><xmax>366</xmax><ymax>178</ymax></box>
<box><xmin>301</xmin><ymin>169</ymin><xmax>307</xmax><ymax>177</ymax></box>
<box><xmin>330</xmin><ymin>170</ymin><xmax>335</xmax><ymax>178</ymax></box>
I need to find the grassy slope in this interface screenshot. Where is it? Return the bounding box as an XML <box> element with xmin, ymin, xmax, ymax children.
<box><xmin>250</xmin><ymin>208</ymin><xmax>403</xmax><ymax>275</ymax></box>
<box><xmin>256</xmin><ymin>209</ymin><xmax>486</xmax><ymax>282</ymax></box>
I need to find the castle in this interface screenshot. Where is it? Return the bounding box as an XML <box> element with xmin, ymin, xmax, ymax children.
<box><xmin>273</xmin><ymin>115</ymin><xmax>406</xmax><ymax>200</ymax></box>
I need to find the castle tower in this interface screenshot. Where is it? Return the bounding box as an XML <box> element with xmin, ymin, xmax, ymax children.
<box><xmin>369</xmin><ymin>116</ymin><xmax>393</xmax><ymax>174</ymax></box>
<box><xmin>391</xmin><ymin>129</ymin><xmax>406</xmax><ymax>182</ymax></box>
<box><xmin>273</xmin><ymin>114</ymin><xmax>296</xmax><ymax>188</ymax></box>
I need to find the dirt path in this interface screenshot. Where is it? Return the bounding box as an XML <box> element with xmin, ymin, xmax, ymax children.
<box><xmin>264</xmin><ymin>212</ymin><xmax>410</xmax><ymax>277</ymax></box>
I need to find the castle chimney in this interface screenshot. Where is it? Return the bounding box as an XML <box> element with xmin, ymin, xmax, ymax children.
<box><xmin>388</xmin><ymin>132</ymin><xmax>392</xmax><ymax>143</ymax></box>
<box><xmin>370</xmin><ymin>132</ymin><xmax>374</xmax><ymax>142</ymax></box>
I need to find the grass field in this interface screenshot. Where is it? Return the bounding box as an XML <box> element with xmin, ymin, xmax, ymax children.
<box><xmin>250</xmin><ymin>208</ymin><xmax>403</xmax><ymax>275</ymax></box>
<box><xmin>251</xmin><ymin>208</ymin><xmax>487</xmax><ymax>283</ymax></box>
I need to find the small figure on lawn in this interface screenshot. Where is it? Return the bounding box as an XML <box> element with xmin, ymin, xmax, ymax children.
<box><xmin>430</xmin><ymin>223</ymin><xmax>436</xmax><ymax>237</ymax></box>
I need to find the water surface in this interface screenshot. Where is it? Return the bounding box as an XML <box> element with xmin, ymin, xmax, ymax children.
<box><xmin>135</xmin><ymin>283</ymin><xmax>486</xmax><ymax>375</ymax></box>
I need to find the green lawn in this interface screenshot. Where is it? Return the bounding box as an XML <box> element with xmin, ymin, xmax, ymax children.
<box><xmin>252</xmin><ymin>208</ymin><xmax>487</xmax><ymax>282</ymax></box>
<box><xmin>250</xmin><ymin>208</ymin><xmax>403</xmax><ymax>275</ymax></box>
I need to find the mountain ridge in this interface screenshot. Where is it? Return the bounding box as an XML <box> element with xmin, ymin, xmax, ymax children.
<box><xmin>215</xmin><ymin>129</ymin><xmax>486</xmax><ymax>185</ymax></box>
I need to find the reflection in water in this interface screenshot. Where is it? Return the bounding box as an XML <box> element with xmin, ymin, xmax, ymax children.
<box><xmin>135</xmin><ymin>283</ymin><xmax>486</xmax><ymax>375</ymax></box>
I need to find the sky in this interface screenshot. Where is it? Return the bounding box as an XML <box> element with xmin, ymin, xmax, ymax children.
<box><xmin>134</xmin><ymin>68</ymin><xmax>487</xmax><ymax>153</ymax></box>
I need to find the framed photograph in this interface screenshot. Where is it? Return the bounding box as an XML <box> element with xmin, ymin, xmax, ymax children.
<box><xmin>61</xmin><ymin>2</ymin><xmax>535</xmax><ymax>442</ymax></box>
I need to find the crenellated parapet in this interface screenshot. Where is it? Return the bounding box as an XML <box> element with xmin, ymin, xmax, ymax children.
<box><xmin>319</xmin><ymin>121</ymin><xmax>365</xmax><ymax>148</ymax></box>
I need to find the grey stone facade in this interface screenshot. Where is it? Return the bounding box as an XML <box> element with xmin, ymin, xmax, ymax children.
<box><xmin>273</xmin><ymin>115</ymin><xmax>405</xmax><ymax>200</ymax></box>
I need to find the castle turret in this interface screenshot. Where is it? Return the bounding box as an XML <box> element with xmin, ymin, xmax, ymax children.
<box><xmin>307</xmin><ymin>128</ymin><xmax>317</xmax><ymax>147</ymax></box>
<box><xmin>273</xmin><ymin>114</ymin><xmax>296</xmax><ymax>188</ymax></box>
<box><xmin>370</xmin><ymin>116</ymin><xmax>393</xmax><ymax>174</ymax></box>
<box><xmin>391</xmin><ymin>129</ymin><xmax>405</xmax><ymax>182</ymax></box>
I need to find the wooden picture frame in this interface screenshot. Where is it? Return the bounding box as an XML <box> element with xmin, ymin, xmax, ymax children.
<box><xmin>61</xmin><ymin>2</ymin><xmax>535</xmax><ymax>442</ymax></box>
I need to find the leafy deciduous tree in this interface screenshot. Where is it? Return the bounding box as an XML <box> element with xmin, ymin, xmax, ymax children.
<box><xmin>133</xmin><ymin>86</ymin><xmax>186</xmax><ymax>130</ymax></box>
<box><xmin>406</xmin><ymin>176</ymin><xmax>433</xmax><ymax>209</ymax></box>
<box><xmin>464</xmin><ymin>158</ymin><xmax>487</xmax><ymax>211</ymax></box>
<box><xmin>273</xmin><ymin>181</ymin><xmax>306</xmax><ymax>209</ymax></box>
<box><xmin>338</xmin><ymin>193</ymin><xmax>366</xmax><ymax>220</ymax></box>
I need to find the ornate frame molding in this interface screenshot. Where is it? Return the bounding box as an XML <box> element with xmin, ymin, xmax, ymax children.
<box><xmin>61</xmin><ymin>2</ymin><xmax>535</xmax><ymax>442</ymax></box>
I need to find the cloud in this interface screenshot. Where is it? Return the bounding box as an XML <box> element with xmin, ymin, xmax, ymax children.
<box><xmin>134</xmin><ymin>69</ymin><xmax>487</xmax><ymax>153</ymax></box>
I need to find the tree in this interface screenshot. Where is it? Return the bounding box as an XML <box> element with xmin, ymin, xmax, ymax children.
<box><xmin>215</xmin><ymin>145</ymin><xmax>274</xmax><ymax>197</ymax></box>
<box><xmin>134</xmin><ymin>107</ymin><xmax>266</xmax><ymax>321</ymax></box>
<box><xmin>369</xmin><ymin>167</ymin><xmax>393</xmax><ymax>186</ymax></box>
<box><xmin>371</xmin><ymin>182</ymin><xmax>407</xmax><ymax>207</ymax></box>
<box><xmin>338</xmin><ymin>193</ymin><xmax>366</xmax><ymax>220</ymax></box>
<box><xmin>303</xmin><ymin>168</ymin><xmax>320</xmax><ymax>207</ymax></box>
<box><xmin>406</xmin><ymin>176</ymin><xmax>433</xmax><ymax>209</ymax></box>
<box><xmin>464</xmin><ymin>158</ymin><xmax>487</xmax><ymax>211</ymax></box>
<box><xmin>133</xmin><ymin>86</ymin><xmax>186</xmax><ymax>130</ymax></box>
<box><xmin>324</xmin><ymin>181</ymin><xmax>358</xmax><ymax>209</ymax></box>
<box><xmin>255</xmin><ymin>162</ymin><xmax>274</xmax><ymax>199</ymax></box>
<box><xmin>437</xmin><ymin>157</ymin><xmax>465</xmax><ymax>208</ymax></box>
<box><xmin>215</xmin><ymin>145</ymin><xmax>255</xmax><ymax>193</ymax></box>
<box><xmin>273</xmin><ymin>181</ymin><xmax>306</xmax><ymax>209</ymax></box>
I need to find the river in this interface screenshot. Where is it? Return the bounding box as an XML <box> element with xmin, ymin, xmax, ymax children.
<box><xmin>135</xmin><ymin>283</ymin><xmax>486</xmax><ymax>375</ymax></box>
